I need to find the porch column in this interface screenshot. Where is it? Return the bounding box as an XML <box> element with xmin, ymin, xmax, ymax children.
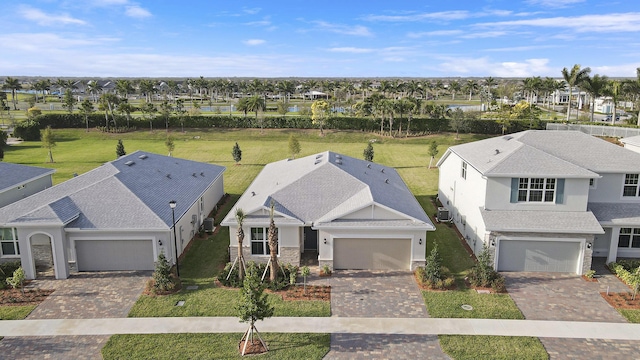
<box><xmin>607</xmin><ymin>226</ymin><xmax>620</xmax><ymax>264</ymax></box>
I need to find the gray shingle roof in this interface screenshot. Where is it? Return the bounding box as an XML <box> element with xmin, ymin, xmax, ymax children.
<box><xmin>0</xmin><ymin>151</ymin><xmax>225</xmax><ymax>230</ymax></box>
<box><xmin>480</xmin><ymin>209</ymin><xmax>604</xmax><ymax>234</ymax></box>
<box><xmin>222</xmin><ymin>152</ymin><xmax>433</xmax><ymax>229</ymax></box>
<box><xmin>0</xmin><ymin>163</ymin><xmax>55</xmax><ymax>193</ymax></box>
<box><xmin>517</xmin><ymin>131</ymin><xmax>640</xmax><ymax>173</ymax></box>
<box><xmin>588</xmin><ymin>202</ymin><xmax>640</xmax><ymax>226</ymax></box>
<box><xmin>441</xmin><ymin>132</ymin><xmax>598</xmax><ymax>178</ymax></box>
<box><xmin>620</xmin><ymin>135</ymin><xmax>640</xmax><ymax>147</ymax></box>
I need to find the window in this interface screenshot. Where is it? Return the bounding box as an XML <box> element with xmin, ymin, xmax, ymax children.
<box><xmin>251</xmin><ymin>227</ymin><xmax>279</xmax><ymax>255</ymax></box>
<box><xmin>589</xmin><ymin>178</ymin><xmax>597</xmax><ymax>189</ymax></box>
<box><xmin>0</xmin><ymin>228</ymin><xmax>19</xmax><ymax>257</ymax></box>
<box><xmin>461</xmin><ymin>161</ymin><xmax>467</xmax><ymax>179</ymax></box>
<box><xmin>623</xmin><ymin>174</ymin><xmax>639</xmax><ymax>197</ymax></box>
<box><xmin>618</xmin><ymin>228</ymin><xmax>640</xmax><ymax>248</ymax></box>
<box><xmin>517</xmin><ymin>178</ymin><xmax>555</xmax><ymax>202</ymax></box>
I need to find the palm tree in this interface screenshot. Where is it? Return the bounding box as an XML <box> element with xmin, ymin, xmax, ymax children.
<box><xmin>116</xmin><ymin>79</ymin><xmax>134</xmax><ymax>100</ymax></box>
<box><xmin>561</xmin><ymin>64</ymin><xmax>591</xmax><ymax>122</ymax></box>
<box><xmin>448</xmin><ymin>80</ymin><xmax>460</xmax><ymax>100</ymax></box>
<box><xmin>582</xmin><ymin>74</ymin><xmax>608</xmax><ymax>122</ymax></box>
<box><xmin>267</xmin><ymin>202</ymin><xmax>279</xmax><ymax>282</ymax></box>
<box><xmin>604</xmin><ymin>80</ymin><xmax>623</xmax><ymax>125</ymax></box>
<box><xmin>3</xmin><ymin>77</ymin><xmax>22</xmax><ymax>110</ymax></box>
<box><xmin>360</xmin><ymin>79</ymin><xmax>372</xmax><ymax>99</ymax></box>
<box><xmin>235</xmin><ymin>208</ymin><xmax>246</xmax><ymax>281</ymax></box>
<box><xmin>86</xmin><ymin>80</ymin><xmax>101</xmax><ymax>102</ymax></box>
<box><xmin>245</xmin><ymin>95</ymin><xmax>266</xmax><ymax>119</ymax></box>
<box><xmin>464</xmin><ymin>79</ymin><xmax>479</xmax><ymax>101</ymax></box>
<box><xmin>433</xmin><ymin>80</ymin><xmax>444</xmax><ymax>100</ymax></box>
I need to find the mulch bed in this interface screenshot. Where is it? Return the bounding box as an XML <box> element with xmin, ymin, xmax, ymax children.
<box><xmin>278</xmin><ymin>285</ymin><xmax>331</xmax><ymax>301</ymax></box>
<box><xmin>142</xmin><ymin>277</ymin><xmax>182</xmax><ymax>296</ymax></box>
<box><xmin>413</xmin><ymin>272</ymin><xmax>457</xmax><ymax>291</ymax></box>
<box><xmin>601</xmin><ymin>292</ymin><xmax>640</xmax><ymax>310</ymax></box>
<box><xmin>0</xmin><ymin>288</ymin><xmax>54</xmax><ymax>306</ymax></box>
<box><xmin>238</xmin><ymin>339</ymin><xmax>267</xmax><ymax>355</ymax></box>
<box><xmin>582</xmin><ymin>275</ymin><xmax>598</xmax><ymax>282</ymax></box>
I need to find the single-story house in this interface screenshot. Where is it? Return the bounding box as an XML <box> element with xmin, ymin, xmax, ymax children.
<box><xmin>0</xmin><ymin>163</ymin><xmax>55</xmax><ymax>208</ymax></box>
<box><xmin>221</xmin><ymin>151</ymin><xmax>434</xmax><ymax>271</ymax></box>
<box><xmin>0</xmin><ymin>151</ymin><xmax>225</xmax><ymax>279</ymax></box>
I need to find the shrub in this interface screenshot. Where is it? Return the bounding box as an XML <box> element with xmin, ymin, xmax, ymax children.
<box><xmin>6</xmin><ymin>267</ymin><xmax>26</xmax><ymax>294</ymax></box>
<box><xmin>321</xmin><ymin>264</ymin><xmax>332</xmax><ymax>276</ymax></box>
<box><xmin>424</xmin><ymin>244</ymin><xmax>442</xmax><ymax>283</ymax></box>
<box><xmin>218</xmin><ymin>261</ymin><xmax>297</xmax><ymax>290</ymax></box>
<box><xmin>152</xmin><ymin>252</ymin><xmax>174</xmax><ymax>293</ymax></box>
<box><xmin>14</xmin><ymin>119</ymin><xmax>41</xmax><ymax>141</ymax></box>
<box><xmin>585</xmin><ymin>269</ymin><xmax>596</xmax><ymax>279</ymax></box>
<box><xmin>416</xmin><ymin>245</ymin><xmax>455</xmax><ymax>290</ymax></box>
<box><xmin>468</xmin><ymin>244</ymin><xmax>504</xmax><ymax>289</ymax></box>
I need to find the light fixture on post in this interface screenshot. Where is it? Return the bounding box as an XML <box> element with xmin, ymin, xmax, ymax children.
<box><xmin>158</xmin><ymin>239</ymin><xmax>163</xmax><ymax>246</ymax></box>
<box><xmin>169</xmin><ymin>200</ymin><xmax>180</xmax><ymax>277</ymax></box>
<box><xmin>586</xmin><ymin>242</ymin><xmax>592</xmax><ymax>249</ymax></box>
<box><xmin>490</xmin><ymin>239</ymin><xmax>496</xmax><ymax>247</ymax></box>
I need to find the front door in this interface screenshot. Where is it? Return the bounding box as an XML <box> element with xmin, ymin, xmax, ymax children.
<box><xmin>304</xmin><ymin>227</ymin><xmax>318</xmax><ymax>251</ymax></box>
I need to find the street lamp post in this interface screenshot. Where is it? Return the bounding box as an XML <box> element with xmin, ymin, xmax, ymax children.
<box><xmin>169</xmin><ymin>200</ymin><xmax>179</xmax><ymax>277</ymax></box>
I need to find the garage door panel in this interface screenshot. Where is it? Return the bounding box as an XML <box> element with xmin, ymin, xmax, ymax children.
<box><xmin>498</xmin><ymin>240</ymin><xmax>580</xmax><ymax>273</ymax></box>
<box><xmin>334</xmin><ymin>238</ymin><xmax>410</xmax><ymax>270</ymax></box>
<box><xmin>76</xmin><ymin>240</ymin><xmax>154</xmax><ymax>271</ymax></box>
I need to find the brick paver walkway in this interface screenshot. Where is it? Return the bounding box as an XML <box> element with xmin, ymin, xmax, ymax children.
<box><xmin>504</xmin><ymin>265</ymin><xmax>640</xmax><ymax>359</ymax></box>
<box><xmin>0</xmin><ymin>271</ymin><xmax>149</xmax><ymax>359</ymax></box>
<box><xmin>321</xmin><ymin>270</ymin><xmax>449</xmax><ymax>359</ymax></box>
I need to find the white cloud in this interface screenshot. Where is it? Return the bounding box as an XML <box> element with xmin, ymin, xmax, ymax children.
<box><xmin>484</xmin><ymin>45</ymin><xmax>560</xmax><ymax>52</ymax></box>
<box><xmin>125</xmin><ymin>5</ymin><xmax>152</xmax><ymax>18</ymax></box>
<box><xmin>0</xmin><ymin>33</ymin><xmax>118</xmax><ymax>52</ymax></box>
<box><xmin>311</xmin><ymin>21</ymin><xmax>373</xmax><ymax>36</ymax></box>
<box><xmin>243</xmin><ymin>39</ymin><xmax>265</xmax><ymax>46</ymax></box>
<box><xmin>328</xmin><ymin>47</ymin><xmax>374</xmax><ymax>53</ymax></box>
<box><xmin>525</xmin><ymin>0</ymin><xmax>585</xmax><ymax>8</ymax></box>
<box><xmin>476</xmin><ymin>13</ymin><xmax>640</xmax><ymax>33</ymax></box>
<box><xmin>91</xmin><ymin>0</ymin><xmax>129</xmax><ymax>5</ymax></box>
<box><xmin>459</xmin><ymin>31</ymin><xmax>508</xmax><ymax>39</ymax></box>
<box><xmin>243</xmin><ymin>7</ymin><xmax>261</xmax><ymax>15</ymax></box>
<box><xmin>19</xmin><ymin>6</ymin><xmax>86</xmax><ymax>26</ymax></box>
<box><xmin>590</xmin><ymin>63</ymin><xmax>640</xmax><ymax>77</ymax></box>
<box><xmin>363</xmin><ymin>10</ymin><xmax>470</xmax><ymax>22</ymax></box>
<box><xmin>407</xmin><ymin>30</ymin><xmax>463</xmax><ymax>38</ymax></box>
<box><xmin>437</xmin><ymin>57</ymin><xmax>552</xmax><ymax>77</ymax></box>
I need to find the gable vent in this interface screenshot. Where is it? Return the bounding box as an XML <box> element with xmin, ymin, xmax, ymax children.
<box><xmin>124</xmin><ymin>161</ymin><xmax>135</xmax><ymax>166</ymax></box>
<box><xmin>138</xmin><ymin>154</ymin><xmax>148</xmax><ymax>159</ymax></box>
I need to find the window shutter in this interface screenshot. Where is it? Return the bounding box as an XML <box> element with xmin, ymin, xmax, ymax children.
<box><xmin>510</xmin><ymin>178</ymin><xmax>518</xmax><ymax>203</ymax></box>
<box><xmin>556</xmin><ymin>178</ymin><xmax>565</xmax><ymax>204</ymax></box>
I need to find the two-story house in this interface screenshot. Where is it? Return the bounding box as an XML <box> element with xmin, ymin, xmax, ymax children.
<box><xmin>437</xmin><ymin>130</ymin><xmax>640</xmax><ymax>275</ymax></box>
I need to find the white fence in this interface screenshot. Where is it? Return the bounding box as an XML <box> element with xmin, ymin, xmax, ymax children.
<box><xmin>546</xmin><ymin>123</ymin><xmax>640</xmax><ymax>138</ymax></box>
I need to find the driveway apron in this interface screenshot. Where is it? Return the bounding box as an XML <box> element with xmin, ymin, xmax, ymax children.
<box><xmin>504</xmin><ymin>269</ymin><xmax>640</xmax><ymax>359</ymax></box>
<box><xmin>322</xmin><ymin>270</ymin><xmax>449</xmax><ymax>360</ymax></box>
<box><xmin>0</xmin><ymin>271</ymin><xmax>149</xmax><ymax>360</ymax></box>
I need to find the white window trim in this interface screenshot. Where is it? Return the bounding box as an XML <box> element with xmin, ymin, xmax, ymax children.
<box><xmin>618</xmin><ymin>228</ymin><xmax>640</xmax><ymax>249</ymax></box>
<box><xmin>0</xmin><ymin>228</ymin><xmax>20</xmax><ymax>257</ymax></box>
<box><xmin>622</xmin><ymin>174</ymin><xmax>639</xmax><ymax>199</ymax></box>
<box><xmin>250</xmin><ymin>227</ymin><xmax>280</xmax><ymax>256</ymax></box>
<box><xmin>461</xmin><ymin>161</ymin><xmax>467</xmax><ymax>180</ymax></box>
<box><xmin>589</xmin><ymin>178</ymin><xmax>597</xmax><ymax>190</ymax></box>
<box><xmin>517</xmin><ymin>177</ymin><xmax>556</xmax><ymax>203</ymax></box>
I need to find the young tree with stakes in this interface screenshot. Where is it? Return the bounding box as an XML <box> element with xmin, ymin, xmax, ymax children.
<box><xmin>41</xmin><ymin>126</ymin><xmax>56</xmax><ymax>163</ymax></box>
<box><xmin>236</xmin><ymin>265</ymin><xmax>274</xmax><ymax>356</ymax></box>
<box><xmin>428</xmin><ymin>141</ymin><xmax>438</xmax><ymax>169</ymax></box>
<box><xmin>165</xmin><ymin>135</ymin><xmax>175</xmax><ymax>157</ymax></box>
<box><xmin>79</xmin><ymin>99</ymin><xmax>94</xmax><ymax>132</ymax></box>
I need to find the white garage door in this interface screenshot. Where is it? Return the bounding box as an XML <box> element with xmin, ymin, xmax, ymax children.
<box><xmin>333</xmin><ymin>238</ymin><xmax>411</xmax><ymax>270</ymax></box>
<box><xmin>76</xmin><ymin>240</ymin><xmax>154</xmax><ymax>271</ymax></box>
<box><xmin>498</xmin><ymin>240</ymin><xmax>580</xmax><ymax>273</ymax></box>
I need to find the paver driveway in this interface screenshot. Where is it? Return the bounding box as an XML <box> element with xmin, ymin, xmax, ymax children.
<box><xmin>504</xmin><ymin>267</ymin><xmax>640</xmax><ymax>359</ymax></box>
<box><xmin>321</xmin><ymin>270</ymin><xmax>449</xmax><ymax>360</ymax></box>
<box><xmin>0</xmin><ymin>271</ymin><xmax>149</xmax><ymax>360</ymax></box>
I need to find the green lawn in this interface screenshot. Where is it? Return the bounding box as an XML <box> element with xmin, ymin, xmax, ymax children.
<box><xmin>0</xmin><ymin>305</ymin><xmax>36</xmax><ymax>320</ymax></box>
<box><xmin>102</xmin><ymin>333</ymin><xmax>330</xmax><ymax>360</ymax></box>
<box><xmin>439</xmin><ymin>335</ymin><xmax>547</xmax><ymax>360</ymax></box>
<box><xmin>619</xmin><ymin>309</ymin><xmax>640</xmax><ymax>323</ymax></box>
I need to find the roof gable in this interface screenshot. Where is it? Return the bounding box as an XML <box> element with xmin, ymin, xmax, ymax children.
<box><xmin>0</xmin><ymin>163</ymin><xmax>55</xmax><ymax>193</ymax></box>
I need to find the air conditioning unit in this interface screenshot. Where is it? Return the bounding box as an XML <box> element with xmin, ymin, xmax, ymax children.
<box><xmin>203</xmin><ymin>217</ymin><xmax>215</xmax><ymax>232</ymax></box>
<box><xmin>437</xmin><ymin>207</ymin><xmax>450</xmax><ymax>222</ymax></box>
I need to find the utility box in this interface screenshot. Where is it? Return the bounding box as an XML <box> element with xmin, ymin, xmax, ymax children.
<box><xmin>203</xmin><ymin>217</ymin><xmax>215</xmax><ymax>232</ymax></box>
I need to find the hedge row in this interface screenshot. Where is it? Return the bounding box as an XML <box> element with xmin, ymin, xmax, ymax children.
<box><xmin>19</xmin><ymin>113</ymin><xmax>549</xmax><ymax>138</ymax></box>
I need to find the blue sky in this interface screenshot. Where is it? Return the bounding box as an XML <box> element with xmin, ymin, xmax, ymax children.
<box><xmin>1</xmin><ymin>0</ymin><xmax>639</xmax><ymax>78</ymax></box>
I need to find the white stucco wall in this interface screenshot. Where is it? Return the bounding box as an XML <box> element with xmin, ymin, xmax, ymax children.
<box><xmin>438</xmin><ymin>152</ymin><xmax>488</xmax><ymax>255</ymax></box>
<box><xmin>341</xmin><ymin>205</ymin><xmax>399</xmax><ymax>220</ymax></box>
<box><xmin>0</xmin><ymin>175</ymin><xmax>53</xmax><ymax>208</ymax></box>
<box><xmin>588</xmin><ymin>173</ymin><xmax>637</xmax><ymax>203</ymax></box>
<box><xmin>228</xmin><ymin>223</ymin><xmax>301</xmax><ymax>265</ymax></box>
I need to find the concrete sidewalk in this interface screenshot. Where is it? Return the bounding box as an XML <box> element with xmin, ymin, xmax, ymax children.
<box><xmin>1</xmin><ymin>317</ymin><xmax>639</xmax><ymax>340</ymax></box>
